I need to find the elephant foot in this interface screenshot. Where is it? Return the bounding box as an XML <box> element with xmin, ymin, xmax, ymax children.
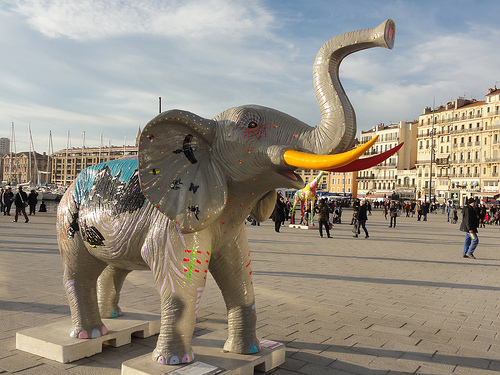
<box><xmin>70</xmin><ymin>324</ymin><xmax>107</xmax><ymax>339</ymax></box>
<box><xmin>99</xmin><ymin>305</ymin><xmax>122</xmax><ymax>319</ymax></box>
<box><xmin>223</xmin><ymin>335</ymin><xmax>261</xmax><ymax>355</ymax></box>
<box><xmin>153</xmin><ymin>348</ymin><xmax>195</xmax><ymax>365</ymax></box>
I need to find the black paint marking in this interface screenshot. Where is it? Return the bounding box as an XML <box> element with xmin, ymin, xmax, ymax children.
<box><xmin>170</xmin><ymin>179</ymin><xmax>183</xmax><ymax>190</ymax></box>
<box><xmin>189</xmin><ymin>183</ymin><xmax>199</xmax><ymax>194</ymax></box>
<box><xmin>173</xmin><ymin>134</ymin><xmax>198</xmax><ymax>164</ymax></box>
<box><xmin>189</xmin><ymin>205</ymin><xmax>200</xmax><ymax>220</ymax></box>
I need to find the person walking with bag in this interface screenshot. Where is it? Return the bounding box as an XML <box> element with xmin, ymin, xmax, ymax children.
<box><xmin>13</xmin><ymin>186</ymin><xmax>29</xmax><ymax>223</ymax></box>
<box><xmin>460</xmin><ymin>197</ymin><xmax>479</xmax><ymax>259</ymax></box>
<box><xmin>353</xmin><ymin>199</ymin><xmax>369</xmax><ymax>238</ymax></box>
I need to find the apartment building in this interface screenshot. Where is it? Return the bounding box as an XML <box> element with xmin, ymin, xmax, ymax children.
<box><xmin>2</xmin><ymin>152</ymin><xmax>50</xmax><ymax>185</ymax></box>
<box><xmin>329</xmin><ymin>171</ymin><xmax>358</xmax><ymax>197</ymax></box>
<box><xmin>51</xmin><ymin>145</ymin><xmax>139</xmax><ymax>186</ymax></box>
<box><xmin>357</xmin><ymin>121</ymin><xmax>417</xmax><ymax>199</ymax></box>
<box><xmin>416</xmin><ymin>86</ymin><xmax>500</xmax><ymax>203</ymax></box>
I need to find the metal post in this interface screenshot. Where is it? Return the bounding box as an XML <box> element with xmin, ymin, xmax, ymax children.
<box><xmin>343</xmin><ymin>172</ymin><xmax>346</xmax><ymax>197</ymax></box>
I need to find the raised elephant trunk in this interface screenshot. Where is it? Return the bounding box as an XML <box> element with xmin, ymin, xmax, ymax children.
<box><xmin>299</xmin><ymin>19</ymin><xmax>395</xmax><ymax>155</ymax></box>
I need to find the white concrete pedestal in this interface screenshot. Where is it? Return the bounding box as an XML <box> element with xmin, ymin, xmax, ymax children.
<box><xmin>121</xmin><ymin>331</ymin><xmax>285</xmax><ymax>375</ymax></box>
<box><xmin>288</xmin><ymin>224</ymin><xmax>317</xmax><ymax>230</ymax></box>
<box><xmin>16</xmin><ymin>311</ymin><xmax>160</xmax><ymax>363</ymax></box>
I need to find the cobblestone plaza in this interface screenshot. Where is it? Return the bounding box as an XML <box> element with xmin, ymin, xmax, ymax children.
<box><xmin>1</xmin><ymin>210</ymin><xmax>500</xmax><ymax>374</ymax></box>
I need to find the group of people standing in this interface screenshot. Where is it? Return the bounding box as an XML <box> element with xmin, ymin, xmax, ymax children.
<box><xmin>1</xmin><ymin>186</ymin><xmax>45</xmax><ymax>223</ymax></box>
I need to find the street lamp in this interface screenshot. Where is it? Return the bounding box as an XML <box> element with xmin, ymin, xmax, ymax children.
<box><xmin>343</xmin><ymin>172</ymin><xmax>346</xmax><ymax>197</ymax></box>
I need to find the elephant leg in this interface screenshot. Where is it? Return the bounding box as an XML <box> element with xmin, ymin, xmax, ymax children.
<box><xmin>148</xmin><ymin>235</ymin><xmax>211</xmax><ymax>365</ymax></box>
<box><xmin>153</xmin><ymin>292</ymin><xmax>198</xmax><ymax>365</ymax></box>
<box><xmin>97</xmin><ymin>266</ymin><xmax>131</xmax><ymax>318</ymax></box>
<box><xmin>57</xmin><ymin>184</ymin><xmax>107</xmax><ymax>339</ymax></box>
<box><xmin>61</xmin><ymin>239</ymin><xmax>108</xmax><ymax>339</ymax></box>
<box><xmin>209</xmin><ymin>229</ymin><xmax>260</xmax><ymax>355</ymax></box>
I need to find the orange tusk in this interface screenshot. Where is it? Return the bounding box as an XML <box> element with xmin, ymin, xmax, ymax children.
<box><xmin>283</xmin><ymin>136</ymin><xmax>378</xmax><ymax>170</ymax></box>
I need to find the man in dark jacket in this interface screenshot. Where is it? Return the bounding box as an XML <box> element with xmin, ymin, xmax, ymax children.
<box><xmin>316</xmin><ymin>198</ymin><xmax>332</xmax><ymax>238</ymax></box>
<box><xmin>271</xmin><ymin>196</ymin><xmax>286</xmax><ymax>233</ymax></box>
<box><xmin>13</xmin><ymin>186</ymin><xmax>29</xmax><ymax>223</ymax></box>
<box><xmin>353</xmin><ymin>199</ymin><xmax>369</xmax><ymax>238</ymax></box>
<box><xmin>460</xmin><ymin>197</ymin><xmax>478</xmax><ymax>259</ymax></box>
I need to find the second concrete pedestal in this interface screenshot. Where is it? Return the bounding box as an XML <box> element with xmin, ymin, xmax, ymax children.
<box><xmin>122</xmin><ymin>331</ymin><xmax>285</xmax><ymax>375</ymax></box>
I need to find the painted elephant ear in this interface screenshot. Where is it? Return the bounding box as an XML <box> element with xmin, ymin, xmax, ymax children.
<box><xmin>138</xmin><ymin>110</ymin><xmax>227</xmax><ymax>232</ymax></box>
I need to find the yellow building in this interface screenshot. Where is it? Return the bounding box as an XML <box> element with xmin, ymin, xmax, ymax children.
<box><xmin>416</xmin><ymin>86</ymin><xmax>500</xmax><ymax>203</ymax></box>
<box><xmin>329</xmin><ymin>171</ymin><xmax>358</xmax><ymax>197</ymax></box>
<box><xmin>50</xmin><ymin>145</ymin><xmax>138</xmax><ymax>186</ymax></box>
<box><xmin>2</xmin><ymin>152</ymin><xmax>50</xmax><ymax>185</ymax></box>
<box><xmin>357</xmin><ymin>121</ymin><xmax>417</xmax><ymax>199</ymax></box>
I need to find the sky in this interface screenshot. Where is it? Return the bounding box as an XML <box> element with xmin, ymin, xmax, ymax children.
<box><xmin>1</xmin><ymin>0</ymin><xmax>500</xmax><ymax>153</ymax></box>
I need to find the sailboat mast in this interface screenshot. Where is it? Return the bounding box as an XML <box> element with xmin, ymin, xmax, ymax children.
<box><xmin>9</xmin><ymin>122</ymin><xmax>13</xmax><ymax>183</ymax></box>
<box><xmin>65</xmin><ymin>130</ymin><xmax>70</xmax><ymax>186</ymax></box>
<box><xmin>28</xmin><ymin>124</ymin><xmax>32</xmax><ymax>184</ymax></box>
<box><xmin>82</xmin><ymin>131</ymin><xmax>85</xmax><ymax>172</ymax></box>
<box><xmin>48</xmin><ymin>130</ymin><xmax>52</xmax><ymax>185</ymax></box>
<box><xmin>28</xmin><ymin>123</ymin><xmax>38</xmax><ymax>185</ymax></box>
<box><xmin>98</xmin><ymin>133</ymin><xmax>102</xmax><ymax>164</ymax></box>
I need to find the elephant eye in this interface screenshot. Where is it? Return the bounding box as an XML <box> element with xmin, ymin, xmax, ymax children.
<box><xmin>248</xmin><ymin>121</ymin><xmax>258</xmax><ymax>129</ymax></box>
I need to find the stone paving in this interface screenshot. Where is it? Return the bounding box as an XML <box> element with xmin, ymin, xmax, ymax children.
<box><xmin>1</xmin><ymin>208</ymin><xmax>500</xmax><ymax>374</ymax></box>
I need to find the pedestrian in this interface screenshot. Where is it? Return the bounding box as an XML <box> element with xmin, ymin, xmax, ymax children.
<box><xmin>353</xmin><ymin>199</ymin><xmax>369</xmax><ymax>238</ymax></box>
<box><xmin>460</xmin><ymin>197</ymin><xmax>479</xmax><ymax>259</ymax></box>
<box><xmin>13</xmin><ymin>186</ymin><xmax>29</xmax><ymax>223</ymax></box>
<box><xmin>423</xmin><ymin>202</ymin><xmax>429</xmax><ymax>221</ymax></box>
<box><xmin>39</xmin><ymin>200</ymin><xmax>47</xmax><ymax>212</ymax></box>
<box><xmin>389</xmin><ymin>201</ymin><xmax>397</xmax><ymax>228</ymax></box>
<box><xmin>383</xmin><ymin>204</ymin><xmax>388</xmax><ymax>220</ymax></box>
<box><xmin>0</xmin><ymin>188</ymin><xmax>4</xmax><ymax>213</ymax></box>
<box><xmin>271</xmin><ymin>196</ymin><xmax>286</xmax><ymax>233</ymax></box>
<box><xmin>478</xmin><ymin>203</ymin><xmax>486</xmax><ymax>228</ymax></box>
<box><xmin>316</xmin><ymin>198</ymin><xmax>332</xmax><ymax>238</ymax></box>
<box><xmin>3</xmin><ymin>186</ymin><xmax>14</xmax><ymax>215</ymax></box>
<box><xmin>28</xmin><ymin>189</ymin><xmax>38</xmax><ymax>215</ymax></box>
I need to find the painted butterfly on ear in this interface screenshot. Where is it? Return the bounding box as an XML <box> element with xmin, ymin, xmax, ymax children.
<box><xmin>189</xmin><ymin>183</ymin><xmax>199</xmax><ymax>194</ymax></box>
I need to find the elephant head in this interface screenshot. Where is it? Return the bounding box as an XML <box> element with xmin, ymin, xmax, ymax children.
<box><xmin>138</xmin><ymin>20</ymin><xmax>396</xmax><ymax>231</ymax></box>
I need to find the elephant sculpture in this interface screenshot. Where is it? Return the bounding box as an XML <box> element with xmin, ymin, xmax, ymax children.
<box><xmin>57</xmin><ymin>19</ymin><xmax>396</xmax><ymax>365</ymax></box>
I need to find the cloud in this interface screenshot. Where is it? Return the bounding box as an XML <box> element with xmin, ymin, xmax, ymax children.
<box><xmin>8</xmin><ymin>0</ymin><xmax>276</xmax><ymax>41</ymax></box>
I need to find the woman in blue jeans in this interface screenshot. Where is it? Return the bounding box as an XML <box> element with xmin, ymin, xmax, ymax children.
<box><xmin>461</xmin><ymin>198</ymin><xmax>479</xmax><ymax>259</ymax></box>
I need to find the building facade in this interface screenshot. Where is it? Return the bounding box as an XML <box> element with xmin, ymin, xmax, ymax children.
<box><xmin>2</xmin><ymin>152</ymin><xmax>50</xmax><ymax>185</ymax></box>
<box><xmin>416</xmin><ymin>86</ymin><xmax>500</xmax><ymax>204</ymax></box>
<box><xmin>329</xmin><ymin>171</ymin><xmax>358</xmax><ymax>197</ymax></box>
<box><xmin>0</xmin><ymin>138</ymin><xmax>10</xmax><ymax>155</ymax></box>
<box><xmin>51</xmin><ymin>145</ymin><xmax>139</xmax><ymax>186</ymax></box>
<box><xmin>357</xmin><ymin>121</ymin><xmax>417</xmax><ymax>199</ymax></box>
